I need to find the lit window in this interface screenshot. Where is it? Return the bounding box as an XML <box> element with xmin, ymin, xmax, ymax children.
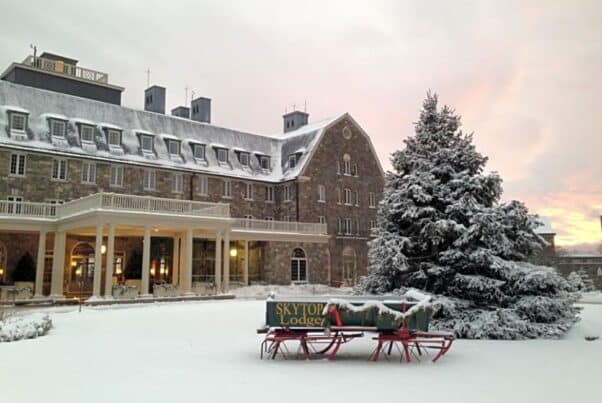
<box><xmin>194</xmin><ymin>144</ymin><xmax>206</xmax><ymax>160</ymax></box>
<box><xmin>288</xmin><ymin>154</ymin><xmax>297</xmax><ymax>169</ymax></box>
<box><xmin>265</xmin><ymin>186</ymin><xmax>274</xmax><ymax>202</ymax></box>
<box><xmin>244</xmin><ymin>183</ymin><xmax>253</xmax><ymax>200</ymax></box>
<box><xmin>81</xmin><ymin>162</ymin><xmax>96</xmax><ymax>184</ymax></box>
<box><xmin>222</xmin><ymin>180</ymin><xmax>232</xmax><ymax>198</ymax></box>
<box><xmin>80</xmin><ymin>125</ymin><xmax>95</xmax><ymax>143</ymax></box>
<box><xmin>140</xmin><ymin>135</ymin><xmax>154</xmax><ymax>153</ymax></box>
<box><xmin>172</xmin><ymin>173</ymin><xmax>183</xmax><ymax>193</ymax></box>
<box><xmin>9</xmin><ymin>154</ymin><xmax>26</xmax><ymax>177</ymax></box>
<box><xmin>369</xmin><ymin>192</ymin><xmax>376</xmax><ymax>208</ymax></box>
<box><xmin>107</xmin><ymin>129</ymin><xmax>121</xmax><ymax>147</ymax></box>
<box><xmin>50</xmin><ymin>120</ymin><xmax>66</xmax><ymax>138</ymax></box>
<box><xmin>143</xmin><ymin>170</ymin><xmax>156</xmax><ymax>191</ymax></box>
<box><xmin>169</xmin><ymin>140</ymin><xmax>181</xmax><ymax>156</ymax></box>
<box><xmin>10</xmin><ymin>113</ymin><xmax>27</xmax><ymax>132</ymax></box>
<box><xmin>110</xmin><ymin>165</ymin><xmax>124</xmax><ymax>187</ymax></box>
<box><xmin>318</xmin><ymin>185</ymin><xmax>326</xmax><ymax>202</ymax></box>
<box><xmin>344</xmin><ymin>188</ymin><xmax>352</xmax><ymax>205</ymax></box>
<box><xmin>51</xmin><ymin>159</ymin><xmax>68</xmax><ymax>181</ymax></box>
<box><xmin>217</xmin><ymin>148</ymin><xmax>229</xmax><ymax>163</ymax></box>
<box><xmin>239</xmin><ymin>152</ymin><xmax>250</xmax><ymax>167</ymax></box>
<box><xmin>260</xmin><ymin>156</ymin><xmax>270</xmax><ymax>170</ymax></box>
<box><xmin>198</xmin><ymin>175</ymin><xmax>208</xmax><ymax>195</ymax></box>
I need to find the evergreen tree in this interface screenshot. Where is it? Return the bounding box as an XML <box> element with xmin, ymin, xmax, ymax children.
<box><xmin>361</xmin><ymin>92</ymin><xmax>579</xmax><ymax>339</ymax></box>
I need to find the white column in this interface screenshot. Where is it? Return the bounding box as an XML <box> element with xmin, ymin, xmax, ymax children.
<box><xmin>91</xmin><ymin>224</ymin><xmax>103</xmax><ymax>298</ymax></box>
<box><xmin>34</xmin><ymin>231</ymin><xmax>46</xmax><ymax>298</ymax></box>
<box><xmin>215</xmin><ymin>230</ymin><xmax>222</xmax><ymax>293</ymax></box>
<box><xmin>182</xmin><ymin>228</ymin><xmax>193</xmax><ymax>295</ymax></box>
<box><xmin>140</xmin><ymin>226</ymin><xmax>151</xmax><ymax>297</ymax></box>
<box><xmin>223</xmin><ymin>229</ymin><xmax>230</xmax><ymax>292</ymax></box>
<box><xmin>50</xmin><ymin>231</ymin><xmax>66</xmax><ymax>299</ymax></box>
<box><xmin>104</xmin><ymin>224</ymin><xmax>115</xmax><ymax>298</ymax></box>
<box><xmin>243</xmin><ymin>240</ymin><xmax>249</xmax><ymax>286</ymax></box>
<box><xmin>172</xmin><ymin>235</ymin><xmax>180</xmax><ymax>285</ymax></box>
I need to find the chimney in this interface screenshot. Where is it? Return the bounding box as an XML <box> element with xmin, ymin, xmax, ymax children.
<box><xmin>144</xmin><ymin>85</ymin><xmax>166</xmax><ymax>114</ymax></box>
<box><xmin>283</xmin><ymin>110</ymin><xmax>309</xmax><ymax>133</ymax></box>
<box><xmin>171</xmin><ymin>106</ymin><xmax>190</xmax><ymax>119</ymax></box>
<box><xmin>191</xmin><ymin>96</ymin><xmax>211</xmax><ymax>123</ymax></box>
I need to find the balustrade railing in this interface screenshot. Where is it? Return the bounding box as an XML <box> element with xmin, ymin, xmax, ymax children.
<box><xmin>22</xmin><ymin>55</ymin><xmax>109</xmax><ymax>84</ymax></box>
<box><xmin>232</xmin><ymin>218</ymin><xmax>327</xmax><ymax>235</ymax></box>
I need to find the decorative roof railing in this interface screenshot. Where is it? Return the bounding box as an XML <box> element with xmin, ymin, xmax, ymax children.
<box><xmin>231</xmin><ymin>217</ymin><xmax>327</xmax><ymax>235</ymax></box>
<box><xmin>22</xmin><ymin>55</ymin><xmax>109</xmax><ymax>84</ymax></box>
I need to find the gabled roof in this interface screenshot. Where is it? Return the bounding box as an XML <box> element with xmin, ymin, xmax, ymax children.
<box><xmin>0</xmin><ymin>81</ymin><xmax>365</xmax><ymax>183</ymax></box>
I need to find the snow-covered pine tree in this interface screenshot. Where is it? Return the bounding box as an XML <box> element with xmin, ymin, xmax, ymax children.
<box><xmin>361</xmin><ymin>92</ymin><xmax>579</xmax><ymax>339</ymax></box>
<box><xmin>568</xmin><ymin>269</ymin><xmax>595</xmax><ymax>292</ymax></box>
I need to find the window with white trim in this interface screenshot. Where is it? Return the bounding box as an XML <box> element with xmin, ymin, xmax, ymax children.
<box><xmin>7</xmin><ymin>196</ymin><xmax>23</xmax><ymax>214</ymax></box>
<box><xmin>110</xmin><ymin>165</ymin><xmax>124</xmax><ymax>187</ymax></box>
<box><xmin>265</xmin><ymin>186</ymin><xmax>274</xmax><ymax>202</ymax></box>
<box><xmin>80</xmin><ymin>125</ymin><xmax>95</xmax><ymax>143</ymax></box>
<box><xmin>243</xmin><ymin>183</ymin><xmax>253</xmax><ymax>200</ymax></box>
<box><xmin>354</xmin><ymin>191</ymin><xmax>360</xmax><ymax>207</ymax></box>
<box><xmin>344</xmin><ymin>188</ymin><xmax>352</xmax><ymax>205</ymax></box>
<box><xmin>344</xmin><ymin>218</ymin><xmax>352</xmax><ymax>235</ymax></box>
<box><xmin>217</xmin><ymin>148</ymin><xmax>228</xmax><ymax>163</ymax></box>
<box><xmin>370</xmin><ymin>220</ymin><xmax>377</xmax><ymax>231</ymax></box>
<box><xmin>288</xmin><ymin>154</ymin><xmax>297</xmax><ymax>169</ymax></box>
<box><xmin>50</xmin><ymin>119</ymin><xmax>66</xmax><ymax>138</ymax></box>
<box><xmin>51</xmin><ymin>159</ymin><xmax>68</xmax><ymax>181</ymax></box>
<box><xmin>291</xmin><ymin>248</ymin><xmax>307</xmax><ymax>283</ymax></box>
<box><xmin>319</xmin><ymin>216</ymin><xmax>326</xmax><ymax>225</ymax></box>
<box><xmin>45</xmin><ymin>199</ymin><xmax>64</xmax><ymax>216</ymax></box>
<box><xmin>81</xmin><ymin>161</ymin><xmax>96</xmax><ymax>184</ymax></box>
<box><xmin>172</xmin><ymin>173</ymin><xmax>183</xmax><ymax>193</ymax></box>
<box><xmin>351</xmin><ymin>163</ymin><xmax>358</xmax><ymax>177</ymax></box>
<box><xmin>9</xmin><ymin>153</ymin><xmax>26</xmax><ymax>177</ymax></box>
<box><xmin>283</xmin><ymin>184</ymin><xmax>293</xmax><ymax>201</ymax></box>
<box><xmin>369</xmin><ymin>192</ymin><xmax>376</xmax><ymax>208</ymax></box>
<box><xmin>260</xmin><ymin>155</ymin><xmax>270</xmax><ymax>170</ymax></box>
<box><xmin>197</xmin><ymin>175</ymin><xmax>208</xmax><ymax>195</ymax></box>
<box><xmin>10</xmin><ymin>113</ymin><xmax>27</xmax><ymax>132</ymax></box>
<box><xmin>318</xmin><ymin>185</ymin><xmax>326</xmax><ymax>202</ymax></box>
<box><xmin>239</xmin><ymin>152</ymin><xmax>250</xmax><ymax>167</ymax></box>
<box><xmin>140</xmin><ymin>135</ymin><xmax>154</xmax><ymax>153</ymax></box>
<box><xmin>168</xmin><ymin>140</ymin><xmax>181</xmax><ymax>157</ymax></box>
<box><xmin>343</xmin><ymin>154</ymin><xmax>351</xmax><ymax>175</ymax></box>
<box><xmin>336</xmin><ymin>160</ymin><xmax>341</xmax><ymax>175</ymax></box>
<box><xmin>336</xmin><ymin>188</ymin><xmax>341</xmax><ymax>204</ymax></box>
<box><xmin>222</xmin><ymin>180</ymin><xmax>232</xmax><ymax>198</ymax></box>
<box><xmin>337</xmin><ymin>218</ymin><xmax>342</xmax><ymax>234</ymax></box>
<box><xmin>143</xmin><ymin>170</ymin><xmax>156</xmax><ymax>191</ymax></box>
<box><xmin>355</xmin><ymin>219</ymin><xmax>360</xmax><ymax>235</ymax></box>
<box><xmin>193</xmin><ymin>144</ymin><xmax>206</xmax><ymax>160</ymax></box>
<box><xmin>107</xmin><ymin>129</ymin><xmax>121</xmax><ymax>147</ymax></box>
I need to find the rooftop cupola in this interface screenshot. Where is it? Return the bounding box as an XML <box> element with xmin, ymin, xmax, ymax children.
<box><xmin>283</xmin><ymin>110</ymin><xmax>309</xmax><ymax>133</ymax></box>
<box><xmin>144</xmin><ymin>85</ymin><xmax>166</xmax><ymax>114</ymax></box>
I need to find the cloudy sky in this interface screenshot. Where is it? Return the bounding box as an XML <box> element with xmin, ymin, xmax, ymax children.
<box><xmin>1</xmin><ymin>0</ymin><xmax>600</xmax><ymax>249</ymax></box>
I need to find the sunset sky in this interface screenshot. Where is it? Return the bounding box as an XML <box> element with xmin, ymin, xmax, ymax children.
<box><xmin>1</xmin><ymin>0</ymin><xmax>600</xmax><ymax>249</ymax></box>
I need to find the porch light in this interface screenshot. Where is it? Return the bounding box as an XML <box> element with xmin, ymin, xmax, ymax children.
<box><xmin>115</xmin><ymin>267</ymin><xmax>122</xmax><ymax>275</ymax></box>
<box><xmin>75</xmin><ymin>268</ymin><xmax>82</xmax><ymax>276</ymax></box>
<box><xmin>150</xmin><ymin>267</ymin><xmax>156</xmax><ymax>276</ymax></box>
<box><xmin>230</xmin><ymin>248</ymin><xmax>237</xmax><ymax>257</ymax></box>
<box><xmin>71</xmin><ymin>261</ymin><xmax>77</xmax><ymax>267</ymax></box>
<box><xmin>0</xmin><ymin>267</ymin><xmax>4</xmax><ymax>277</ymax></box>
<box><xmin>101</xmin><ymin>245</ymin><xmax>107</xmax><ymax>254</ymax></box>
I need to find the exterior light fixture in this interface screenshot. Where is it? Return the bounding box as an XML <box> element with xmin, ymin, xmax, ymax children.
<box><xmin>101</xmin><ymin>245</ymin><xmax>107</xmax><ymax>254</ymax></box>
<box><xmin>230</xmin><ymin>248</ymin><xmax>237</xmax><ymax>257</ymax></box>
<box><xmin>115</xmin><ymin>267</ymin><xmax>122</xmax><ymax>275</ymax></box>
<box><xmin>150</xmin><ymin>267</ymin><xmax>156</xmax><ymax>276</ymax></box>
<box><xmin>75</xmin><ymin>268</ymin><xmax>82</xmax><ymax>276</ymax></box>
<box><xmin>0</xmin><ymin>267</ymin><xmax>4</xmax><ymax>277</ymax></box>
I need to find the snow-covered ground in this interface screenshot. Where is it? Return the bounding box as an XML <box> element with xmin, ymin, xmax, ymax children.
<box><xmin>0</xmin><ymin>300</ymin><xmax>600</xmax><ymax>403</ymax></box>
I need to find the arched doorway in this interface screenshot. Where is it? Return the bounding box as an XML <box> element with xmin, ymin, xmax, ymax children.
<box><xmin>342</xmin><ymin>247</ymin><xmax>357</xmax><ymax>286</ymax></box>
<box><xmin>291</xmin><ymin>248</ymin><xmax>307</xmax><ymax>283</ymax></box>
<box><xmin>69</xmin><ymin>242</ymin><xmax>95</xmax><ymax>296</ymax></box>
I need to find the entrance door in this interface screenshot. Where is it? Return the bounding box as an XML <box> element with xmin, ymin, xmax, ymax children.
<box><xmin>69</xmin><ymin>242</ymin><xmax>95</xmax><ymax>297</ymax></box>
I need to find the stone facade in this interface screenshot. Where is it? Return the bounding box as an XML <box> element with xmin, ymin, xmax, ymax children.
<box><xmin>263</xmin><ymin>241</ymin><xmax>330</xmax><ymax>285</ymax></box>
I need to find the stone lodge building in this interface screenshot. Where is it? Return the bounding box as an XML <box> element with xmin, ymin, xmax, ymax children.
<box><xmin>0</xmin><ymin>52</ymin><xmax>384</xmax><ymax>301</ymax></box>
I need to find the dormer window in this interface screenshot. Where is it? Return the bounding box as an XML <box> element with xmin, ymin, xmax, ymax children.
<box><xmin>260</xmin><ymin>155</ymin><xmax>270</xmax><ymax>170</ymax></box>
<box><xmin>49</xmin><ymin>119</ymin><xmax>66</xmax><ymax>138</ymax></box>
<box><xmin>168</xmin><ymin>140</ymin><xmax>181</xmax><ymax>157</ymax></box>
<box><xmin>217</xmin><ymin>148</ymin><xmax>229</xmax><ymax>164</ymax></box>
<box><xmin>10</xmin><ymin>112</ymin><xmax>27</xmax><ymax>133</ymax></box>
<box><xmin>107</xmin><ymin>129</ymin><xmax>121</xmax><ymax>148</ymax></box>
<box><xmin>80</xmin><ymin>125</ymin><xmax>95</xmax><ymax>143</ymax></box>
<box><xmin>140</xmin><ymin>134</ymin><xmax>154</xmax><ymax>153</ymax></box>
<box><xmin>239</xmin><ymin>152</ymin><xmax>250</xmax><ymax>167</ymax></box>
<box><xmin>288</xmin><ymin>154</ymin><xmax>297</xmax><ymax>169</ymax></box>
<box><xmin>193</xmin><ymin>144</ymin><xmax>206</xmax><ymax>160</ymax></box>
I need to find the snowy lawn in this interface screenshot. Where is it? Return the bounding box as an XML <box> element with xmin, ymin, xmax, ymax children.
<box><xmin>1</xmin><ymin>300</ymin><xmax>600</xmax><ymax>403</ymax></box>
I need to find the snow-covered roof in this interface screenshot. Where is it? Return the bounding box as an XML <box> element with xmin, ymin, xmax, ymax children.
<box><xmin>534</xmin><ymin>216</ymin><xmax>555</xmax><ymax>234</ymax></box>
<box><xmin>0</xmin><ymin>81</ymin><xmax>345</xmax><ymax>183</ymax></box>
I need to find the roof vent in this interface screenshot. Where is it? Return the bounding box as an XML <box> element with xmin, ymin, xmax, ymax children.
<box><xmin>144</xmin><ymin>85</ymin><xmax>166</xmax><ymax>114</ymax></box>
<box><xmin>191</xmin><ymin>97</ymin><xmax>211</xmax><ymax>123</ymax></box>
<box><xmin>283</xmin><ymin>110</ymin><xmax>309</xmax><ymax>133</ymax></box>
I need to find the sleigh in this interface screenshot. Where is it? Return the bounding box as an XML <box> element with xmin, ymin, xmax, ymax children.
<box><xmin>257</xmin><ymin>290</ymin><xmax>454</xmax><ymax>363</ymax></box>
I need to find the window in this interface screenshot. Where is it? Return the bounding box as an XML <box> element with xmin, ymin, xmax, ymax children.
<box><xmin>198</xmin><ymin>175</ymin><xmax>208</xmax><ymax>195</ymax></box>
<box><xmin>288</xmin><ymin>154</ymin><xmax>297</xmax><ymax>169</ymax></box>
<box><xmin>7</xmin><ymin>196</ymin><xmax>23</xmax><ymax>214</ymax></box>
<box><xmin>354</xmin><ymin>191</ymin><xmax>360</xmax><ymax>206</ymax></box>
<box><xmin>107</xmin><ymin>129</ymin><xmax>121</xmax><ymax>147</ymax></box>
<box><xmin>10</xmin><ymin>113</ymin><xmax>26</xmax><ymax>132</ymax></box>
<box><xmin>337</xmin><ymin>218</ymin><xmax>342</xmax><ymax>234</ymax></box>
<box><xmin>51</xmin><ymin>159</ymin><xmax>68</xmax><ymax>181</ymax></box>
<box><xmin>370</xmin><ymin>220</ymin><xmax>377</xmax><ymax>231</ymax></box>
<box><xmin>50</xmin><ymin>120</ymin><xmax>66</xmax><ymax>138</ymax></box>
<box><xmin>193</xmin><ymin>144</ymin><xmax>206</xmax><ymax>160</ymax></box>
<box><xmin>80</xmin><ymin>125</ymin><xmax>95</xmax><ymax>143</ymax></box>
<box><xmin>81</xmin><ymin>162</ymin><xmax>96</xmax><ymax>184</ymax></box>
<box><xmin>319</xmin><ymin>216</ymin><xmax>326</xmax><ymax>225</ymax></box>
<box><xmin>239</xmin><ymin>152</ymin><xmax>250</xmax><ymax>167</ymax></box>
<box><xmin>260</xmin><ymin>156</ymin><xmax>270</xmax><ymax>170</ymax></box>
<box><xmin>222</xmin><ymin>180</ymin><xmax>232</xmax><ymax>198</ymax></box>
<box><xmin>110</xmin><ymin>165</ymin><xmax>124</xmax><ymax>187</ymax></box>
<box><xmin>342</xmin><ymin>247</ymin><xmax>357</xmax><ymax>285</ymax></box>
<box><xmin>291</xmin><ymin>248</ymin><xmax>307</xmax><ymax>283</ymax></box>
<box><xmin>351</xmin><ymin>164</ymin><xmax>358</xmax><ymax>177</ymax></box>
<box><xmin>336</xmin><ymin>160</ymin><xmax>341</xmax><ymax>175</ymax></box>
<box><xmin>168</xmin><ymin>140</ymin><xmax>181</xmax><ymax>156</ymax></box>
<box><xmin>140</xmin><ymin>135</ymin><xmax>154</xmax><ymax>153</ymax></box>
<box><xmin>318</xmin><ymin>185</ymin><xmax>326</xmax><ymax>202</ymax></box>
<box><xmin>45</xmin><ymin>199</ymin><xmax>64</xmax><ymax>216</ymax></box>
<box><xmin>336</xmin><ymin>188</ymin><xmax>341</xmax><ymax>204</ymax></box>
<box><xmin>343</xmin><ymin>154</ymin><xmax>351</xmax><ymax>175</ymax></box>
<box><xmin>244</xmin><ymin>183</ymin><xmax>253</xmax><ymax>200</ymax></box>
<box><xmin>172</xmin><ymin>173</ymin><xmax>183</xmax><ymax>193</ymax></box>
<box><xmin>9</xmin><ymin>153</ymin><xmax>26</xmax><ymax>176</ymax></box>
<box><xmin>143</xmin><ymin>170</ymin><xmax>156</xmax><ymax>191</ymax></box>
<box><xmin>369</xmin><ymin>192</ymin><xmax>376</xmax><ymax>208</ymax></box>
<box><xmin>344</xmin><ymin>188</ymin><xmax>352</xmax><ymax>205</ymax></box>
<box><xmin>244</xmin><ymin>214</ymin><xmax>254</xmax><ymax>220</ymax></box>
<box><xmin>265</xmin><ymin>186</ymin><xmax>274</xmax><ymax>202</ymax></box>
<box><xmin>283</xmin><ymin>184</ymin><xmax>293</xmax><ymax>201</ymax></box>
<box><xmin>217</xmin><ymin>148</ymin><xmax>228</xmax><ymax>163</ymax></box>
<box><xmin>355</xmin><ymin>219</ymin><xmax>360</xmax><ymax>235</ymax></box>
<box><xmin>344</xmin><ymin>218</ymin><xmax>352</xmax><ymax>235</ymax></box>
